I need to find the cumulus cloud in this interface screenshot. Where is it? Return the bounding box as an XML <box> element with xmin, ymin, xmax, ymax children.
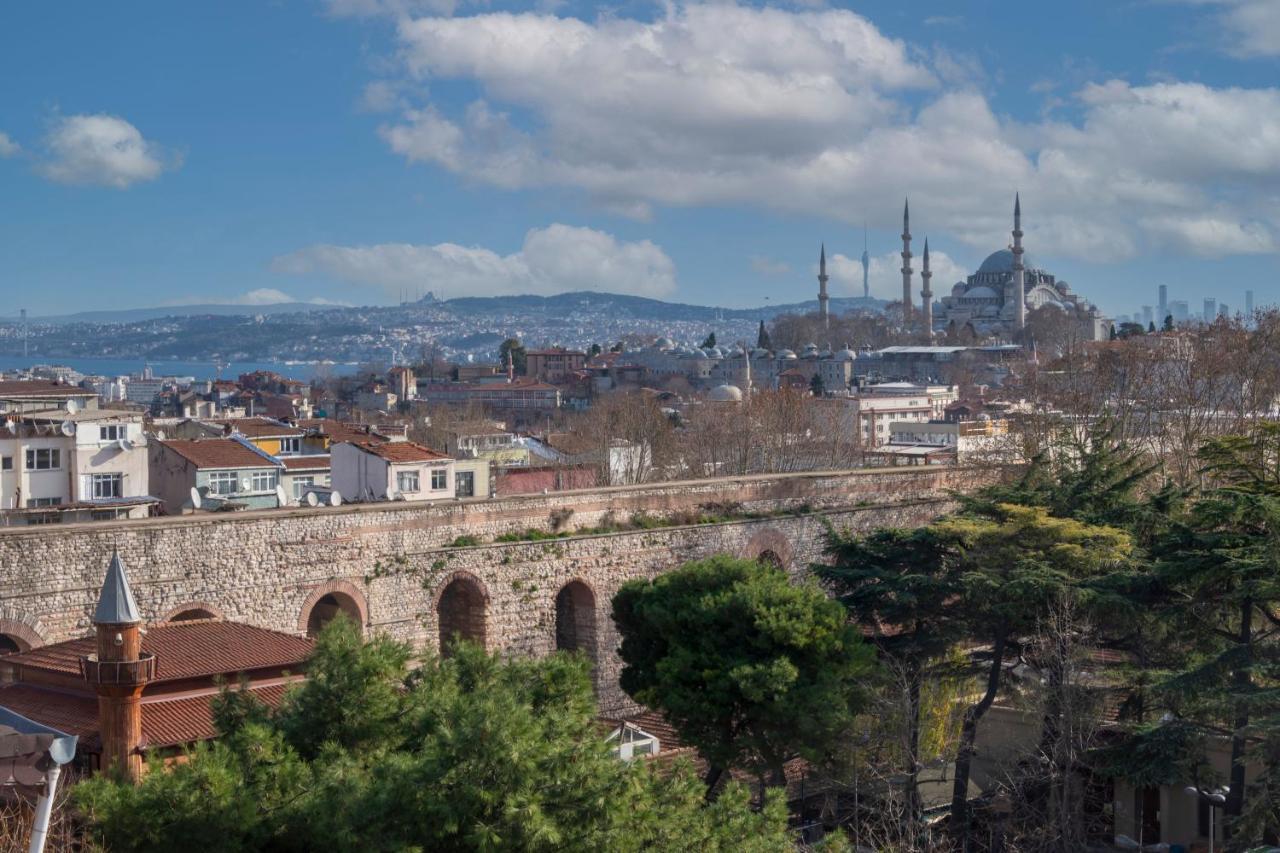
<box><xmin>750</xmin><ymin>256</ymin><xmax>791</xmax><ymax>276</ymax></box>
<box><xmin>353</xmin><ymin>3</ymin><xmax>1280</xmax><ymax>263</ymax></box>
<box><xmin>1206</xmin><ymin>0</ymin><xmax>1280</xmax><ymax>58</ymax></box>
<box><xmin>828</xmin><ymin>249</ymin><xmax>968</xmax><ymax>299</ymax></box>
<box><xmin>164</xmin><ymin>289</ymin><xmax>347</xmax><ymax>307</ymax></box>
<box><xmin>39</xmin><ymin>114</ymin><xmax>175</xmax><ymax>188</ymax></box>
<box><xmin>0</xmin><ymin>132</ymin><xmax>19</xmax><ymax>158</ymax></box>
<box><xmin>270</xmin><ymin>224</ymin><xmax>676</xmax><ymax>299</ymax></box>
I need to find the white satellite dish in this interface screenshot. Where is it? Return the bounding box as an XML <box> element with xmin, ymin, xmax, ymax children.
<box><xmin>190</xmin><ymin>487</ymin><xmax>203</xmax><ymax>509</ymax></box>
<box><xmin>118</xmin><ymin>438</ymin><xmax>134</xmax><ymax>451</ymax></box>
<box><xmin>65</xmin><ymin>400</ymin><xmax>78</xmax><ymax>415</ymax></box>
<box><xmin>241</xmin><ymin>478</ymin><xmax>252</xmax><ymax>491</ymax></box>
<box><xmin>329</xmin><ymin>490</ymin><xmax>342</xmax><ymax>507</ymax></box>
<box><xmin>275</xmin><ymin>484</ymin><xmax>289</xmax><ymax>506</ymax></box>
<box><xmin>155</xmin><ymin>430</ymin><xmax>167</xmax><ymax>440</ymax></box>
<box><xmin>59</xmin><ymin>421</ymin><xmax>76</xmax><ymax>437</ymax></box>
<box><xmin>305</xmin><ymin>491</ymin><xmax>319</xmax><ymax>507</ymax></box>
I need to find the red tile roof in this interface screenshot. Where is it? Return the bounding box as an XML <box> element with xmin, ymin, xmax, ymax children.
<box><xmin>0</xmin><ymin>380</ymin><xmax>97</xmax><ymax>399</ymax></box>
<box><xmin>279</xmin><ymin>455</ymin><xmax>330</xmax><ymax>471</ymax></box>
<box><xmin>213</xmin><ymin>418</ymin><xmax>304</xmax><ymax>438</ymax></box>
<box><xmin>341</xmin><ymin>440</ymin><xmax>449</xmax><ymax>463</ymax></box>
<box><xmin>6</xmin><ymin>622</ymin><xmax>312</xmax><ymax>684</ymax></box>
<box><xmin>294</xmin><ymin>419</ymin><xmax>391</xmax><ymax>445</ymax></box>
<box><xmin>158</xmin><ymin>439</ymin><xmax>278</xmax><ymax>470</ymax></box>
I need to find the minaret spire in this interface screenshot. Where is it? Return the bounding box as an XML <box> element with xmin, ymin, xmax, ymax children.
<box><xmin>1011</xmin><ymin>192</ymin><xmax>1026</xmax><ymax>332</ymax></box>
<box><xmin>861</xmin><ymin>225</ymin><xmax>870</xmax><ymax>300</ymax></box>
<box><xmin>921</xmin><ymin>238</ymin><xmax>934</xmax><ymax>340</ymax></box>
<box><xmin>817</xmin><ymin>243</ymin><xmax>830</xmax><ymax>328</ymax></box>
<box><xmin>900</xmin><ymin>198</ymin><xmax>913</xmax><ymax>322</ymax></box>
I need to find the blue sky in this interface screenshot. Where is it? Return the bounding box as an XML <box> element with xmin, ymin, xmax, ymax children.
<box><xmin>2</xmin><ymin>0</ymin><xmax>1279</xmax><ymax>318</ymax></box>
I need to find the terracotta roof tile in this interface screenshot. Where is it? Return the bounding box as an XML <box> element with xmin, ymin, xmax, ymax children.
<box><xmin>279</xmin><ymin>455</ymin><xmax>330</xmax><ymax>471</ymax></box>
<box><xmin>158</xmin><ymin>439</ymin><xmax>278</xmax><ymax>470</ymax></box>
<box><xmin>341</xmin><ymin>440</ymin><xmax>450</xmax><ymax>463</ymax></box>
<box><xmin>0</xmin><ymin>381</ymin><xmax>97</xmax><ymax>399</ymax></box>
<box><xmin>294</xmin><ymin>419</ymin><xmax>391</xmax><ymax>445</ymax></box>
<box><xmin>7</xmin><ymin>622</ymin><xmax>312</xmax><ymax>684</ymax></box>
<box><xmin>216</xmin><ymin>418</ymin><xmax>304</xmax><ymax>438</ymax></box>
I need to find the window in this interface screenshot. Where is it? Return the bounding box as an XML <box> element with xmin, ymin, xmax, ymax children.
<box><xmin>27</xmin><ymin>513</ymin><xmax>61</xmax><ymax>525</ymax></box>
<box><xmin>27</xmin><ymin>497</ymin><xmax>62</xmax><ymax>507</ymax></box>
<box><xmin>397</xmin><ymin>470</ymin><xmax>420</xmax><ymax>493</ymax></box>
<box><xmin>99</xmin><ymin>425</ymin><xmax>125</xmax><ymax>442</ymax></box>
<box><xmin>92</xmin><ymin>473</ymin><xmax>123</xmax><ymax>499</ymax></box>
<box><xmin>431</xmin><ymin>468</ymin><xmax>448</xmax><ymax>490</ymax></box>
<box><xmin>279</xmin><ymin>437</ymin><xmax>301</xmax><ymax>455</ymax></box>
<box><xmin>292</xmin><ymin>476</ymin><xmax>315</xmax><ymax>500</ymax></box>
<box><xmin>91</xmin><ymin>510</ymin><xmax>119</xmax><ymax>521</ymax></box>
<box><xmin>25</xmin><ymin>448</ymin><xmax>60</xmax><ymax>470</ymax></box>
<box><xmin>455</xmin><ymin>470</ymin><xmax>475</xmax><ymax>498</ymax></box>
<box><xmin>1</xmin><ymin>456</ymin><xmax>10</xmax><ymax>471</ymax></box>
<box><xmin>207</xmin><ymin>471</ymin><xmax>238</xmax><ymax>495</ymax></box>
<box><xmin>250</xmin><ymin>470</ymin><xmax>278</xmax><ymax>492</ymax></box>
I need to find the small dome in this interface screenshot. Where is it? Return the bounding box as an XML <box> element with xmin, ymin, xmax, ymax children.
<box><xmin>655</xmin><ymin>337</ymin><xmax>675</xmax><ymax>350</ymax></box>
<box><xmin>965</xmin><ymin>285</ymin><xmax>999</xmax><ymax>299</ymax></box>
<box><xmin>708</xmin><ymin>384</ymin><xmax>744</xmax><ymax>402</ymax></box>
<box><xmin>777</xmin><ymin>349</ymin><xmax>797</xmax><ymax>359</ymax></box>
<box><xmin>836</xmin><ymin>349</ymin><xmax>857</xmax><ymax>362</ymax></box>
<box><xmin>751</xmin><ymin>348</ymin><xmax>770</xmax><ymax>358</ymax></box>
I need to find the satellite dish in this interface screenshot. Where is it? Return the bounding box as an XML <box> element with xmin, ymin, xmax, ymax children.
<box><xmin>329</xmin><ymin>490</ymin><xmax>342</xmax><ymax>507</ymax></box>
<box><xmin>65</xmin><ymin>400</ymin><xmax>78</xmax><ymax>415</ymax></box>
<box><xmin>118</xmin><ymin>438</ymin><xmax>134</xmax><ymax>451</ymax></box>
<box><xmin>155</xmin><ymin>430</ymin><xmax>167</xmax><ymax>440</ymax></box>
<box><xmin>190</xmin><ymin>487</ymin><xmax>203</xmax><ymax>509</ymax></box>
<box><xmin>59</xmin><ymin>420</ymin><xmax>76</xmax><ymax>437</ymax></box>
<box><xmin>275</xmin><ymin>484</ymin><xmax>289</xmax><ymax>506</ymax></box>
<box><xmin>241</xmin><ymin>478</ymin><xmax>252</xmax><ymax>491</ymax></box>
<box><xmin>305</xmin><ymin>492</ymin><xmax>319</xmax><ymax>507</ymax></box>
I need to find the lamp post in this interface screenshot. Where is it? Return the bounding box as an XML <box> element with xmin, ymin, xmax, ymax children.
<box><xmin>1183</xmin><ymin>785</ymin><xmax>1227</xmax><ymax>853</ymax></box>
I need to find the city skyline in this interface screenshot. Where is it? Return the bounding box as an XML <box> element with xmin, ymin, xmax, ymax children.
<box><xmin>2</xmin><ymin>1</ymin><xmax>1279</xmax><ymax>316</ymax></box>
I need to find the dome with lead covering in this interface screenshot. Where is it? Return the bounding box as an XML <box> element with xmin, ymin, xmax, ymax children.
<box><xmin>977</xmin><ymin>249</ymin><xmax>1034</xmax><ymax>274</ymax></box>
<box><xmin>708</xmin><ymin>384</ymin><xmax>743</xmax><ymax>402</ymax></box>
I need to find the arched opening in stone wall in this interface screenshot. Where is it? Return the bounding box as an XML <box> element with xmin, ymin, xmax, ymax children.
<box><xmin>306</xmin><ymin>592</ymin><xmax>363</xmax><ymax>638</ymax></box>
<box><xmin>437</xmin><ymin>575</ymin><xmax>487</xmax><ymax>657</ymax></box>
<box><xmin>167</xmin><ymin>607</ymin><xmax>221</xmax><ymax>623</ymax></box>
<box><xmin>554</xmin><ymin>581</ymin><xmax>597</xmax><ymax>660</ymax></box>
<box><xmin>0</xmin><ymin>634</ymin><xmax>25</xmax><ymax>655</ymax></box>
<box><xmin>757</xmin><ymin>549</ymin><xmax>784</xmax><ymax>570</ymax></box>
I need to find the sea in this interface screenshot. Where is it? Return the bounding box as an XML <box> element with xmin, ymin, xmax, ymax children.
<box><xmin>0</xmin><ymin>356</ymin><xmax>359</xmax><ymax>382</ymax></box>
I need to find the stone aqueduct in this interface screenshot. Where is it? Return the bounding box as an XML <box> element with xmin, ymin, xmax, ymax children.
<box><xmin>0</xmin><ymin>467</ymin><xmax>975</xmax><ymax>712</ymax></box>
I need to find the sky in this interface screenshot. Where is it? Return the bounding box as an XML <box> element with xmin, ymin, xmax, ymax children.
<box><xmin>2</xmin><ymin>0</ymin><xmax>1279</xmax><ymax>318</ymax></box>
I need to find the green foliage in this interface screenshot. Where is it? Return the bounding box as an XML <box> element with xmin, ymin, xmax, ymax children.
<box><xmin>498</xmin><ymin>338</ymin><xmax>526</xmax><ymax>375</ymax></box>
<box><xmin>700</xmin><ymin>332</ymin><xmax>716</xmax><ymax>348</ymax></box>
<box><xmin>809</xmin><ymin>373</ymin><xmax>824</xmax><ymax>395</ymax></box>
<box><xmin>76</xmin><ymin>618</ymin><xmax>790</xmax><ymax>852</ymax></box>
<box><xmin>614</xmin><ymin>554</ymin><xmax>877</xmax><ymax>785</ymax></box>
<box><xmin>756</xmin><ymin>320</ymin><xmax>772</xmax><ymax>351</ymax></box>
<box><xmin>448</xmin><ymin>534</ymin><xmax>482</xmax><ymax>548</ymax></box>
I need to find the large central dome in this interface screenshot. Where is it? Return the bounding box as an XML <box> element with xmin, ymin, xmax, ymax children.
<box><xmin>977</xmin><ymin>248</ymin><xmax>1033</xmax><ymax>274</ymax></box>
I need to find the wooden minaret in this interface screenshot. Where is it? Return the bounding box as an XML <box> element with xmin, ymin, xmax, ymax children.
<box><xmin>80</xmin><ymin>550</ymin><xmax>154</xmax><ymax>782</ymax></box>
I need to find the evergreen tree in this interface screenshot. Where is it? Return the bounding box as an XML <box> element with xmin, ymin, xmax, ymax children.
<box><xmin>1164</xmin><ymin>314</ymin><xmax>1175</xmax><ymax>331</ymax></box>
<box><xmin>614</xmin><ymin>554</ymin><xmax>876</xmax><ymax>792</ymax></box>
<box><xmin>498</xmin><ymin>338</ymin><xmax>527</xmax><ymax>374</ymax></box>
<box><xmin>1148</xmin><ymin>320</ymin><xmax>1157</xmax><ymax>333</ymax></box>
<box><xmin>809</xmin><ymin>373</ymin><xmax>825</xmax><ymax>396</ymax></box>
<box><xmin>756</xmin><ymin>320</ymin><xmax>772</xmax><ymax>350</ymax></box>
<box><xmin>700</xmin><ymin>332</ymin><xmax>716</xmax><ymax>349</ymax></box>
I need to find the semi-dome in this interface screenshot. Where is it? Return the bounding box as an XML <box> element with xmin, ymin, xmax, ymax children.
<box><xmin>965</xmin><ymin>285</ymin><xmax>1000</xmax><ymax>299</ymax></box>
<box><xmin>708</xmin><ymin>384</ymin><xmax>743</xmax><ymax>402</ymax></box>
<box><xmin>977</xmin><ymin>249</ymin><xmax>1034</xmax><ymax>274</ymax></box>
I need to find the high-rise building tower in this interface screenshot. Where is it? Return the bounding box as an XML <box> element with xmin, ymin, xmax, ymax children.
<box><xmin>1142</xmin><ymin>306</ymin><xmax>1154</xmax><ymax>328</ymax></box>
<box><xmin>861</xmin><ymin>227</ymin><xmax>870</xmax><ymax>300</ymax></box>
<box><xmin>1158</xmin><ymin>285</ymin><xmax>1168</xmax><ymax>325</ymax></box>
<box><xmin>1219</xmin><ymin>303</ymin><xmax>1230</xmax><ymax>318</ymax></box>
<box><xmin>817</xmin><ymin>243</ymin><xmax>830</xmax><ymax>327</ymax></box>
<box><xmin>80</xmin><ymin>551</ymin><xmax>155</xmax><ymax>783</ymax></box>
<box><xmin>1246</xmin><ymin>289</ymin><xmax>1255</xmax><ymax>317</ymax></box>
<box><xmin>1011</xmin><ymin>193</ymin><xmax>1026</xmax><ymax>331</ymax></box>
<box><xmin>921</xmin><ymin>238</ymin><xmax>934</xmax><ymax>339</ymax></box>
<box><xmin>1204</xmin><ymin>298</ymin><xmax>1217</xmax><ymax>322</ymax></box>
<box><xmin>900</xmin><ymin>199</ymin><xmax>913</xmax><ymax>322</ymax></box>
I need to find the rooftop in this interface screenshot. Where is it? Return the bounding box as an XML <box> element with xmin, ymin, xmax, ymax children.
<box><xmin>279</xmin><ymin>455</ymin><xmax>331</xmax><ymax>471</ymax></box>
<box><xmin>158</xmin><ymin>439</ymin><xmax>279</xmax><ymax>470</ymax></box>
<box><xmin>340</xmin><ymin>440</ymin><xmax>450</xmax><ymax>463</ymax></box>
<box><xmin>0</xmin><ymin>380</ymin><xmax>97</xmax><ymax>399</ymax></box>
<box><xmin>213</xmin><ymin>418</ymin><xmax>304</xmax><ymax>439</ymax></box>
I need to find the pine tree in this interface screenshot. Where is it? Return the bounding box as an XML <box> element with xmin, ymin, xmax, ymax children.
<box><xmin>756</xmin><ymin>320</ymin><xmax>772</xmax><ymax>350</ymax></box>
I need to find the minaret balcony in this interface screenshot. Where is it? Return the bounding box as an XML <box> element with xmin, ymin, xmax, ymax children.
<box><xmin>80</xmin><ymin>653</ymin><xmax>157</xmax><ymax>685</ymax></box>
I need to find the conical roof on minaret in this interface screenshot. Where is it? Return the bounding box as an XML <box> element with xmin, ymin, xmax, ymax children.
<box><xmin>94</xmin><ymin>549</ymin><xmax>142</xmax><ymax>625</ymax></box>
<box><xmin>1014</xmin><ymin>192</ymin><xmax>1021</xmax><ymax>218</ymax></box>
<box><xmin>820</xmin><ymin>243</ymin><xmax>826</xmax><ymax>269</ymax></box>
<box><xmin>923</xmin><ymin>238</ymin><xmax>930</xmax><ymax>266</ymax></box>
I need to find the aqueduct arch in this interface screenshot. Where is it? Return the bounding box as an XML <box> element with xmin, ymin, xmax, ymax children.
<box><xmin>161</xmin><ymin>601</ymin><xmax>226</xmax><ymax>623</ymax></box>
<box><xmin>435</xmin><ymin>572</ymin><xmax>489</xmax><ymax>656</ymax></box>
<box><xmin>740</xmin><ymin>528</ymin><xmax>794</xmax><ymax>570</ymax></box>
<box><xmin>298</xmin><ymin>580</ymin><xmax>369</xmax><ymax>638</ymax></box>
<box><xmin>554</xmin><ymin>580</ymin><xmax>598</xmax><ymax>662</ymax></box>
<box><xmin>0</xmin><ymin>614</ymin><xmax>47</xmax><ymax>655</ymax></box>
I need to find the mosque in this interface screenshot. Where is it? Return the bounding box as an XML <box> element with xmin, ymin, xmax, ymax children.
<box><xmin>824</xmin><ymin>195</ymin><xmax>1113</xmax><ymax>343</ymax></box>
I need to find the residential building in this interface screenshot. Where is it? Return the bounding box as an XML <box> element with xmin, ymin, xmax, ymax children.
<box><xmin>416</xmin><ymin>380</ymin><xmax>561</xmax><ymax>412</ymax></box>
<box><xmin>857</xmin><ymin>382</ymin><xmax>959</xmax><ymax>418</ymax></box>
<box><xmin>525</xmin><ymin>348</ymin><xmax>587</xmax><ymax>384</ymax></box>
<box><xmin>863</xmin><ymin>418</ymin><xmax>1012</xmax><ymax>466</ymax></box>
<box><xmin>452</xmin><ymin>457</ymin><xmax>491</xmax><ymax>499</ymax></box>
<box><xmin>279</xmin><ymin>455</ymin><xmax>332</xmax><ymax>503</ymax></box>
<box><xmin>331</xmin><ymin>440</ymin><xmax>455</xmax><ymax>503</ymax></box>
<box><xmin>826</xmin><ymin>393</ymin><xmax>934</xmax><ymax>447</ymax></box>
<box><xmin>0</xmin><ymin>380</ymin><xmax>98</xmax><ymax>415</ymax></box>
<box><xmin>149</xmin><ymin>438</ymin><xmax>284</xmax><ymax>513</ymax></box>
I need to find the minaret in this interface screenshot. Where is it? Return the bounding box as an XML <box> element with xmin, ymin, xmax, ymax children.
<box><xmin>81</xmin><ymin>550</ymin><xmax>154</xmax><ymax>782</ymax></box>
<box><xmin>921</xmin><ymin>238</ymin><xmax>934</xmax><ymax>340</ymax></box>
<box><xmin>1012</xmin><ymin>193</ymin><xmax>1026</xmax><ymax>332</ymax></box>
<box><xmin>900</xmin><ymin>199</ymin><xmax>913</xmax><ymax>322</ymax></box>
<box><xmin>861</xmin><ymin>226</ymin><xmax>870</xmax><ymax>300</ymax></box>
<box><xmin>817</xmin><ymin>244</ymin><xmax>830</xmax><ymax>327</ymax></box>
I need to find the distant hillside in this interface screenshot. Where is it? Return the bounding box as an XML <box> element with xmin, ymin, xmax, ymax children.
<box><xmin>33</xmin><ymin>302</ymin><xmax>338</xmax><ymax>325</ymax></box>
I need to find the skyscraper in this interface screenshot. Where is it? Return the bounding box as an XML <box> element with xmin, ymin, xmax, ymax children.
<box><xmin>1142</xmin><ymin>305</ymin><xmax>1154</xmax><ymax>328</ymax></box>
<box><xmin>1246</xmin><ymin>289</ymin><xmax>1255</xmax><ymax>317</ymax></box>
<box><xmin>1170</xmin><ymin>300</ymin><xmax>1189</xmax><ymax>324</ymax></box>
<box><xmin>1158</xmin><ymin>285</ymin><xmax>1168</xmax><ymax>325</ymax></box>
<box><xmin>1204</xmin><ymin>298</ymin><xmax>1217</xmax><ymax>322</ymax></box>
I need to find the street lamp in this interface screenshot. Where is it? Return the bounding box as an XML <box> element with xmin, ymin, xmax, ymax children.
<box><xmin>1183</xmin><ymin>785</ymin><xmax>1228</xmax><ymax>853</ymax></box>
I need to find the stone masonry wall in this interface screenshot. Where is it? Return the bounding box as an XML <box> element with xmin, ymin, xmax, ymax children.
<box><xmin>0</xmin><ymin>466</ymin><xmax>979</xmax><ymax>713</ymax></box>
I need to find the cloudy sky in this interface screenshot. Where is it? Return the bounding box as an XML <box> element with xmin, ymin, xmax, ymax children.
<box><xmin>2</xmin><ymin>0</ymin><xmax>1278</xmax><ymax>316</ymax></box>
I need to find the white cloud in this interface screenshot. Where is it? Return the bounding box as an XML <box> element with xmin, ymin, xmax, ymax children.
<box><xmin>354</xmin><ymin>4</ymin><xmax>1280</xmax><ymax>264</ymax></box>
<box><xmin>163</xmin><ymin>289</ymin><xmax>347</xmax><ymax>307</ymax></box>
<box><xmin>0</xmin><ymin>132</ymin><xmax>19</xmax><ymax>158</ymax></box>
<box><xmin>829</xmin><ymin>249</ymin><xmax>968</xmax><ymax>299</ymax></box>
<box><xmin>39</xmin><ymin>114</ymin><xmax>175</xmax><ymax>188</ymax></box>
<box><xmin>270</xmin><ymin>224</ymin><xmax>676</xmax><ymax>299</ymax></box>
<box><xmin>1206</xmin><ymin>0</ymin><xmax>1280</xmax><ymax>58</ymax></box>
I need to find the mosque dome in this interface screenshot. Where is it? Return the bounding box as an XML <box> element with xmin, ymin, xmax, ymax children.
<box><xmin>965</xmin><ymin>285</ymin><xmax>999</xmax><ymax>299</ymax></box>
<box><xmin>708</xmin><ymin>384</ymin><xmax>744</xmax><ymax>402</ymax></box>
<box><xmin>777</xmin><ymin>349</ymin><xmax>798</xmax><ymax>359</ymax></box>
<box><xmin>835</xmin><ymin>348</ymin><xmax>857</xmax><ymax>362</ymax></box>
<box><xmin>977</xmin><ymin>249</ymin><xmax>1034</xmax><ymax>274</ymax></box>
<box><xmin>655</xmin><ymin>337</ymin><xmax>675</xmax><ymax>350</ymax></box>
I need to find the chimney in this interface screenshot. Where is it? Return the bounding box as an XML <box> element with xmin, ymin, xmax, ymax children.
<box><xmin>80</xmin><ymin>550</ymin><xmax>154</xmax><ymax>782</ymax></box>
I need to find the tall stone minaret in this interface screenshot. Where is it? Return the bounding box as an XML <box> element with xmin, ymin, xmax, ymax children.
<box><xmin>921</xmin><ymin>238</ymin><xmax>934</xmax><ymax>340</ymax></box>
<box><xmin>81</xmin><ymin>550</ymin><xmax>154</xmax><ymax>782</ymax></box>
<box><xmin>900</xmin><ymin>199</ymin><xmax>913</xmax><ymax>322</ymax></box>
<box><xmin>817</xmin><ymin>243</ymin><xmax>830</xmax><ymax>328</ymax></box>
<box><xmin>861</xmin><ymin>226</ymin><xmax>870</xmax><ymax>300</ymax></box>
<box><xmin>1012</xmin><ymin>193</ymin><xmax>1026</xmax><ymax>332</ymax></box>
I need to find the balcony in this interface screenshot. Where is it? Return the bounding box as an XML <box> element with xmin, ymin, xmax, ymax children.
<box><xmin>79</xmin><ymin>653</ymin><xmax>157</xmax><ymax>685</ymax></box>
